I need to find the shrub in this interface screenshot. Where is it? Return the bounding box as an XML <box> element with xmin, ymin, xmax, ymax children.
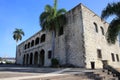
<box><xmin>51</xmin><ymin>58</ymin><xmax>59</xmax><ymax>67</ymax></box>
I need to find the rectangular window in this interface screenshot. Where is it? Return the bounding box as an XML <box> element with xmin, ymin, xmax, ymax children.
<box><xmin>58</xmin><ymin>27</ymin><xmax>64</xmax><ymax>36</ymax></box>
<box><xmin>48</xmin><ymin>51</ymin><xmax>52</xmax><ymax>59</ymax></box>
<box><xmin>111</xmin><ymin>53</ymin><xmax>115</xmax><ymax>62</ymax></box>
<box><xmin>116</xmin><ymin>54</ymin><xmax>119</xmax><ymax>62</ymax></box>
<box><xmin>97</xmin><ymin>49</ymin><xmax>102</xmax><ymax>59</ymax></box>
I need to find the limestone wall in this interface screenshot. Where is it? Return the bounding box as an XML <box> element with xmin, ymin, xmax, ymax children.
<box><xmin>16</xmin><ymin>3</ymin><xmax>120</xmax><ymax>68</ymax></box>
<box><xmin>16</xmin><ymin>28</ymin><xmax>67</xmax><ymax>66</ymax></box>
<box><xmin>16</xmin><ymin>42</ymin><xmax>25</xmax><ymax>64</ymax></box>
<box><xmin>64</xmin><ymin>4</ymin><xmax>85</xmax><ymax>67</ymax></box>
<box><xmin>16</xmin><ymin>4</ymin><xmax>86</xmax><ymax>67</ymax></box>
<box><xmin>81</xmin><ymin>4</ymin><xmax>120</xmax><ymax>69</ymax></box>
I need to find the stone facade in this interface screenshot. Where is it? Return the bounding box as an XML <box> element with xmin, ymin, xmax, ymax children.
<box><xmin>16</xmin><ymin>3</ymin><xmax>120</xmax><ymax>69</ymax></box>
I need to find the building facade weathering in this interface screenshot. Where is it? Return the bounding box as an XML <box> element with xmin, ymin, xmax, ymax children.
<box><xmin>16</xmin><ymin>3</ymin><xmax>120</xmax><ymax>69</ymax></box>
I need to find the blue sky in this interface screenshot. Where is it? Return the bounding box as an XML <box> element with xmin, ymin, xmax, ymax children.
<box><xmin>0</xmin><ymin>0</ymin><xmax>119</xmax><ymax>58</ymax></box>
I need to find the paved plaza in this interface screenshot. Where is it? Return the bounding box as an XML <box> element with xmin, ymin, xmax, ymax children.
<box><xmin>0</xmin><ymin>64</ymin><xmax>63</xmax><ymax>80</ymax></box>
<box><xmin>0</xmin><ymin>64</ymin><xmax>95</xmax><ymax>80</ymax></box>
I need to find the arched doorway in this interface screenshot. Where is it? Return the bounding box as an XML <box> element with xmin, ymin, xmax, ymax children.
<box><xmin>23</xmin><ymin>55</ymin><xmax>25</xmax><ymax>65</ymax></box>
<box><xmin>26</xmin><ymin>54</ymin><xmax>29</xmax><ymax>65</ymax></box>
<box><xmin>40</xmin><ymin>49</ymin><xmax>45</xmax><ymax>66</ymax></box>
<box><xmin>30</xmin><ymin>53</ymin><xmax>33</xmax><ymax>65</ymax></box>
<box><xmin>34</xmin><ymin>51</ymin><xmax>38</xmax><ymax>65</ymax></box>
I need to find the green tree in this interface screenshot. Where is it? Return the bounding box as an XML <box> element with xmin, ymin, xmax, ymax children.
<box><xmin>13</xmin><ymin>28</ymin><xmax>25</xmax><ymax>44</ymax></box>
<box><xmin>101</xmin><ymin>1</ymin><xmax>120</xmax><ymax>44</ymax></box>
<box><xmin>0</xmin><ymin>57</ymin><xmax>2</xmax><ymax>61</ymax></box>
<box><xmin>13</xmin><ymin>28</ymin><xmax>24</xmax><ymax>63</ymax></box>
<box><xmin>39</xmin><ymin>0</ymin><xmax>67</xmax><ymax>57</ymax></box>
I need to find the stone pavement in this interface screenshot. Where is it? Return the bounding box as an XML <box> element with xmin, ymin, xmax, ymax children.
<box><xmin>22</xmin><ymin>74</ymin><xmax>93</xmax><ymax>80</ymax></box>
<box><xmin>0</xmin><ymin>64</ymin><xmax>69</xmax><ymax>80</ymax></box>
<box><xmin>0</xmin><ymin>64</ymin><xmax>96</xmax><ymax>80</ymax></box>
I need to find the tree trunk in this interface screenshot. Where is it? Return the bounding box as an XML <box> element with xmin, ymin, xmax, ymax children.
<box><xmin>52</xmin><ymin>31</ymin><xmax>55</xmax><ymax>58</ymax></box>
<box><xmin>15</xmin><ymin>42</ymin><xmax>18</xmax><ymax>64</ymax></box>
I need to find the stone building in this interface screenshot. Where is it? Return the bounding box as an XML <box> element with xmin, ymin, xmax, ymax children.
<box><xmin>16</xmin><ymin>3</ymin><xmax>120</xmax><ymax>69</ymax></box>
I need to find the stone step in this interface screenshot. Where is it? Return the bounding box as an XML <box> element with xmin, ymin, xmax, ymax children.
<box><xmin>93</xmin><ymin>69</ymin><xmax>119</xmax><ymax>80</ymax></box>
<box><xmin>94</xmin><ymin>71</ymin><xmax>113</xmax><ymax>77</ymax></box>
<box><xmin>57</xmin><ymin>69</ymin><xmax>119</xmax><ymax>80</ymax></box>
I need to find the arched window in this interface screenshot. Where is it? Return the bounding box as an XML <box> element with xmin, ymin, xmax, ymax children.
<box><xmin>31</xmin><ymin>40</ymin><xmax>34</xmax><ymax>47</ymax></box>
<box><xmin>28</xmin><ymin>42</ymin><xmax>30</xmax><ymax>48</ymax></box>
<box><xmin>111</xmin><ymin>53</ymin><xmax>115</xmax><ymax>61</ymax></box>
<box><xmin>94</xmin><ymin>22</ymin><xmax>98</xmax><ymax>33</ymax></box>
<box><xmin>41</xmin><ymin>34</ymin><xmax>46</xmax><ymax>43</ymax></box>
<box><xmin>35</xmin><ymin>37</ymin><xmax>39</xmax><ymax>45</ymax></box>
<box><xmin>24</xmin><ymin>44</ymin><xmax>27</xmax><ymax>49</ymax></box>
<box><xmin>100</xmin><ymin>27</ymin><xmax>104</xmax><ymax>35</ymax></box>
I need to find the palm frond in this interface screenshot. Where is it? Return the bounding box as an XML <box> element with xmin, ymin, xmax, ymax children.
<box><xmin>13</xmin><ymin>34</ymin><xmax>16</xmax><ymax>40</ymax></box>
<box><xmin>54</xmin><ymin>0</ymin><xmax>57</xmax><ymax>10</ymax></box>
<box><xmin>106</xmin><ymin>17</ymin><xmax>120</xmax><ymax>44</ymax></box>
<box><xmin>101</xmin><ymin>2</ymin><xmax>120</xmax><ymax>19</ymax></box>
<box><xmin>53</xmin><ymin>0</ymin><xmax>57</xmax><ymax>16</ymax></box>
<box><xmin>13</xmin><ymin>28</ymin><xmax>24</xmax><ymax>42</ymax></box>
<box><xmin>39</xmin><ymin>0</ymin><xmax>67</xmax><ymax>32</ymax></box>
<box><xmin>45</xmin><ymin>5</ymin><xmax>53</xmax><ymax>13</ymax></box>
<box><xmin>40</xmin><ymin>12</ymin><xmax>49</xmax><ymax>26</ymax></box>
<box><xmin>57</xmin><ymin>9</ymin><xmax>66</xmax><ymax>16</ymax></box>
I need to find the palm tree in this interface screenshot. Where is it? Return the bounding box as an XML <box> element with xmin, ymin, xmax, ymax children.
<box><xmin>101</xmin><ymin>1</ymin><xmax>120</xmax><ymax>44</ymax></box>
<box><xmin>13</xmin><ymin>28</ymin><xmax>24</xmax><ymax>63</ymax></box>
<box><xmin>13</xmin><ymin>28</ymin><xmax>25</xmax><ymax>44</ymax></box>
<box><xmin>39</xmin><ymin>0</ymin><xmax>67</xmax><ymax>57</ymax></box>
